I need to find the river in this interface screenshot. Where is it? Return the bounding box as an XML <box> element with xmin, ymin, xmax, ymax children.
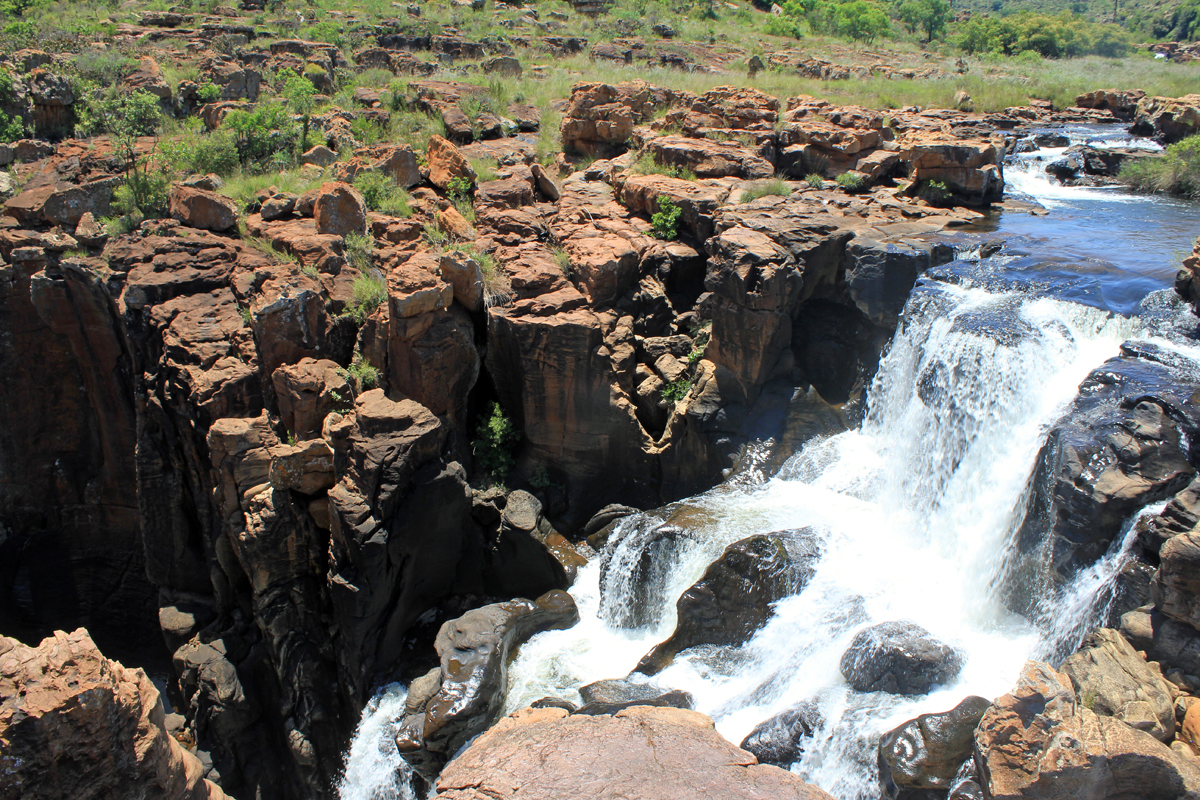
<box><xmin>339</xmin><ymin>124</ymin><xmax>1200</xmax><ymax>800</ymax></box>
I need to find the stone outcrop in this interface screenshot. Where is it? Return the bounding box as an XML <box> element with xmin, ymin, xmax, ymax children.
<box><xmin>394</xmin><ymin>591</ymin><xmax>580</xmax><ymax>778</ymax></box>
<box><xmin>434</xmin><ymin>705</ymin><xmax>836</xmax><ymax>800</ymax></box>
<box><xmin>973</xmin><ymin>661</ymin><xmax>1200</xmax><ymax>799</ymax></box>
<box><xmin>1132</xmin><ymin>94</ymin><xmax>1200</xmax><ymax>144</ymax></box>
<box><xmin>1062</xmin><ymin>628</ymin><xmax>1177</xmax><ymax>742</ymax></box>
<box><xmin>0</xmin><ymin>628</ymin><xmax>227</xmax><ymax>800</ymax></box>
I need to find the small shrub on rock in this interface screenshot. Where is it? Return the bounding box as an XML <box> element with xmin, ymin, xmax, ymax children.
<box><xmin>836</xmin><ymin>172</ymin><xmax>866</xmax><ymax>193</ymax></box>
<box><xmin>473</xmin><ymin>401</ymin><xmax>520</xmax><ymax>481</ymax></box>
<box><xmin>805</xmin><ymin>173</ymin><xmax>826</xmax><ymax>189</ymax></box>
<box><xmin>918</xmin><ymin>179</ymin><xmax>952</xmax><ymax>206</ymax></box>
<box><xmin>353</xmin><ymin>171</ymin><xmax>413</xmax><ymax>217</ymax></box>
<box><xmin>1120</xmin><ymin>135</ymin><xmax>1200</xmax><ymax>200</ymax></box>
<box><xmin>346</xmin><ymin>271</ymin><xmax>385</xmax><ymax>325</ymax></box>
<box><xmin>651</xmin><ymin>195</ymin><xmax>682</xmax><ymax>241</ymax></box>
<box><xmin>740</xmin><ymin>178</ymin><xmax>792</xmax><ymax>203</ymax></box>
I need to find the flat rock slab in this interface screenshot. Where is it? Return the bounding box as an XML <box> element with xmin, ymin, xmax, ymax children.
<box><xmin>436</xmin><ymin>705</ymin><xmax>834</xmax><ymax>800</ymax></box>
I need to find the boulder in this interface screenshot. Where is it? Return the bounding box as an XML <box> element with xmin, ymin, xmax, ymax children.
<box><xmin>168</xmin><ymin>185</ymin><xmax>239</xmax><ymax>232</ymax></box>
<box><xmin>897</xmin><ymin>133</ymin><xmax>1003</xmax><ymax>205</ymax></box>
<box><xmin>1137</xmin><ymin>474</ymin><xmax>1200</xmax><ymax>556</ymax></box>
<box><xmin>576</xmin><ymin>678</ymin><xmax>694</xmax><ymax>714</ymax></box>
<box><xmin>434</xmin><ymin>705</ymin><xmax>836</xmax><ymax>800</ymax></box>
<box><xmin>1121</xmin><ymin>606</ymin><xmax>1200</xmax><ymax>677</ymax></box>
<box><xmin>438</xmin><ymin>249</ymin><xmax>485</xmax><ymax>312</ymax></box>
<box><xmin>312</xmin><ymin>181</ymin><xmax>368</xmax><ymax>236</ymax></box>
<box><xmin>878</xmin><ymin>696</ymin><xmax>991</xmax><ymax>798</ymax></box>
<box><xmin>426</xmin><ymin>135</ymin><xmax>476</xmax><ymax>190</ymax></box>
<box><xmin>636</xmin><ymin>530</ymin><xmax>820</xmax><ymax>674</ymax></box>
<box><xmin>300</xmin><ymin>145</ymin><xmax>337</xmax><ymax>167</ymax></box>
<box><xmin>1075</xmin><ymin>89</ymin><xmax>1145</xmax><ymax>120</ymax></box>
<box><xmin>123</xmin><ymin>57</ymin><xmax>172</xmax><ymax>102</ymax></box>
<box><xmin>843</xmin><ymin>238</ymin><xmax>954</xmax><ymax>328</ymax></box>
<box><xmin>396</xmin><ymin>591</ymin><xmax>580</xmax><ymax>778</ymax></box>
<box><xmin>839</xmin><ymin>621</ymin><xmax>962</xmax><ymax>695</ymax></box>
<box><xmin>974</xmin><ymin>661</ymin><xmax>1200</xmax><ymax>799</ymax></box>
<box><xmin>739</xmin><ymin>701</ymin><xmax>823</xmax><ymax>767</ymax></box>
<box><xmin>0</xmin><ymin>629</ymin><xmax>228</xmax><ymax>800</ymax></box>
<box><xmin>1061</xmin><ymin>628</ymin><xmax>1176</xmax><ymax>742</ymax></box>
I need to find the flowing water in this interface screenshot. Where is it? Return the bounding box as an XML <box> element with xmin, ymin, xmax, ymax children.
<box><xmin>339</xmin><ymin>124</ymin><xmax>1200</xmax><ymax>799</ymax></box>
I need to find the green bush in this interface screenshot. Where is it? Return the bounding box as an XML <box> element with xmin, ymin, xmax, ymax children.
<box><xmin>805</xmin><ymin>172</ymin><xmax>826</xmax><ymax>189</ymax></box>
<box><xmin>472</xmin><ymin>401</ymin><xmax>520</xmax><ymax>480</ymax></box>
<box><xmin>353</xmin><ymin>171</ymin><xmax>413</xmax><ymax>217</ymax></box>
<box><xmin>632</xmin><ymin>152</ymin><xmax>697</xmax><ymax>181</ymax></box>
<box><xmin>197</xmin><ymin>82</ymin><xmax>221</xmax><ymax>103</ymax></box>
<box><xmin>1120</xmin><ymin>136</ymin><xmax>1200</xmax><ymax>200</ymax></box>
<box><xmin>955</xmin><ymin>13</ymin><xmax>1131</xmax><ymax>58</ymax></box>
<box><xmin>836</xmin><ymin>172</ymin><xmax>865</xmax><ymax>193</ymax></box>
<box><xmin>222</xmin><ymin>102</ymin><xmax>300</xmax><ymax>169</ymax></box>
<box><xmin>661</xmin><ymin>377</ymin><xmax>693</xmax><ymax>403</ymax></box>
<box><xmin>341</xmin><ymin>354</ymin><xmax>378</xmax><ymax>393</ymax></box>
<box><xmin>918</xmin><ymin>179</ymin><xmax>952</xmax><ymax>206</ymax></box>
<box><xmin>344</xmin><ymin>231</ymin><xmax>375</xmax><ymax>273</ymax></box>
<box><xmin>651</xmin><ymin>195</ymin><xmax>682</xmax><ymax>240</ymax></box>
<box><xmin>346</xmin><ymin>270</ymin><xmax>386</xmax><ymax>325</ymax></box>
<box><xmin>0</xmin><ymin>69</ymin><xmax>24</xmax><ymax>142</ymax></box>
<box><xmin>161</xmin><ymin>127</ymin><xmax>241</xmax><ymax>177</ymax></box>
<box><xmin>77</xmin><ymin>89</ymin><xmax>162</xmax><ymax>139</ymax></box>
<box><xmin>764</xmin><ymin>14</ymin><xmax>805</xmax><ymax>39</ymax></box>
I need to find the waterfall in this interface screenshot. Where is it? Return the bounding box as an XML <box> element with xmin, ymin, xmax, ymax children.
<box><xmin>337</xmin><ymin>684</ymin><xmax>417</xmax><ymax>800</ymax></box>
<box><xmin>506</xmin><ymin>280</ymin><xmax>1167</xmax><ymax>799</ymax></box>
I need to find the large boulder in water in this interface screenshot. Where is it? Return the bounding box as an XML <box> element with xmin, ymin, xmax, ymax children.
<box><xmin>636</xmin><ymin>530</ymin><xmax>820</xmax><ymax>675</ymax></box>
<box><xmin>1120</xmin><ymin>605</ymin><xmax>1200</xmax><ymax>676</ymax></box>
<box><xmin>1013</xmin><ymin>343</ymin><xmax>1200</xmax><ymax>586</ymax></box>
<box><xmin>1061</xmin><ymin>628</ymin><xmax>1176</xmax><ymax>742</ymax></box>
<box><xmin>739</xmin><ymin>701</ymin><xmax>822</xmax><ymax>767</ymax></box>
<box><xmin>839</xmin><ymin>621</ymin><xmax>962</xmax><ymax>695</ymax></box>
<box><xmin>394</xmin><ymin>591</ymin><xmax>580</xmax><ymax>778</ymax></box>
<box><xmin>973</xmin><ymin>661</ymin><xmax>1200</xmax><ymax>799</ymax></box>
<box><xmin>878</xmin><ymin>695</ymin><xmax>991</xmax><ymax>798</ymax></box>
<box><xmin>434</xmin><ymin>705</ymin><xmax>836</xmax><ymax>800</ymax></box>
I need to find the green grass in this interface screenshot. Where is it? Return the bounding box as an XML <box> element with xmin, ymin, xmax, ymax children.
<box><xmin>1120</xmin><ymin>135</ymin><xmax>1200</xmax><ymax>200</ymax></box>
<box><xmin>632</xmin><ymin>152</ymin><xmax>698</xmax><ymax>182</ymax></box>
<box><xmin>740</xmin><ymin>178</ymin><xmax>793</xmax><ymax>203</ymax></box>
<box><xmin>220</xmin><ymin>169</ymin><xmax>330</xmax><ymax>212</ymax></box>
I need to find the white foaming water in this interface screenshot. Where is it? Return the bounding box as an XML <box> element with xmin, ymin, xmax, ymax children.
<box><xmin>1003</xmin><ymin>126</ymin><xmax>1161</xmax><ymax>209</ymax></box>
<box><xmin>506</xmin><ymin>282</ymin><xmax>1165</xmax><ymax>799</ymax></box>
<box><xmin>338</xmin><ymin>684</ymin><xmax>417</xmax><ymax>800</ymax></box>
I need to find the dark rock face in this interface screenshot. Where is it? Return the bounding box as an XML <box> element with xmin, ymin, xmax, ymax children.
<box><xmin>878</xmin><ymin>695</ymin><xmax>990</xmax><ymax>798</ymax></box>
<box><xmin>1014</xmin><ymin>343</ymin><xmax>1200</xmax><ymax>588</ymax></box>
<box><xmin>636</xmin><ymin>530</ymin><xmax>820</xmax><ymax>674</ymax></box>
<box><xmin>739</xmin><ymin>701</ymin><xmax>822</xmax><ymax>767</ymax></box>
<box><xmin>840</xmin><ymin>621</ymin><xmax>962</xmax><ymax>695</ymax></box>
<box><xmin>394</xmin><ymin>591</ymin><xmax>580</xmax><ymax>778</ymax></box>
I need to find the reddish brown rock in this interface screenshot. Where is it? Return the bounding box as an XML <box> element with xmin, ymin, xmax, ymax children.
<box><xmin>0</xmin><ymin>628</ymin><xmax>228</xmax><ymax>800</ymax></box>
<box><xmin>1133</xmin><ymin>94</ymin><xmax>1200</xmax><ymax>143</ymax></box>
<box><xmin>313</xmin><ymin>181</ymin><xmax>368</xmax><ymax>237</ymax></box>
<box><xmin>560</xmin><ymin>80</ymin><xmax>691</xmax><ymax>157</ymax></box>
<box><xmin>426</xmin><ymin>135</ymin><xmax>476</xmax><ymax>191</ymax></box>
<box><xmin>388</xmin><ymin>306</ymin><xmax>479</xmax><ymax>423</ymax></box>
<box><xmin>435</xmin><ymin>705</ymin><xmax>834</xmax><ymax>800</ymax></box>
<box><xmin>272</xmin><ymin>357</ymin><xmax>351</xmax><ymax>440</ymax></box>
<box><xmin>974</xmin><ymin>661</ymin><xmax>1200</xmax><ymax>799</ymax></box>
<box><xmin>642</xmin><ymin>135</ymin><xmax>774</xmax><ymax>180</ymax></box>
<box><xmin>168</xmin><ymin>185</ymin><xmax>239</xmax><ymax>232</ymax></box>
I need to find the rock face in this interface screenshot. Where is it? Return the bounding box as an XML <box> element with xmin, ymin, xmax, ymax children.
<box><xmin>1015</xmin><ymin>343</ymin><xmax>1200</xmax><ymax>586</ymax></box>
<box><xmin>878</xmin><ymin>696</ymin><xmax>991</xmax><ymax>798</ymax></box>
<box><xmin>395</xmin><ymin>591</ymin><xmax>580</xmax><ymax>778</ymax></box>
<box><xmin>974</xmin><ymin>661</ymin><xmax>1200</xmax><ymax>799</ymax></box>
<box><xmin>840</xmin><ymin>621</ymin><xmax>962</xmax><ymax>695</ymax></box>
<box><xmin>0</xmin><ymin>628</ymin><xmax>227</xmax><ymax>800</ymax></box>
<box><xmin>435</xmin><ymin>705</ymin><xmax>836</xmax><ymax>800</ymax></box>
<box><xmin>1061</xmin><ymin>628</ymin><xmax>1176</xmax><ymax>742</ymax></box>
<box><xmin>1132</xmin><ymin>94</ymin><xmax>1200</xmax><ymax>144</ymax></box>
<box><xmin>637</xmin><ymin>530</ymin><xmax>820</xmax><ymax>674</ymax></box>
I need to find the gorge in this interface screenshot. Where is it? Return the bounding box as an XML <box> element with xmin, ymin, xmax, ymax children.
<box><xmin>2</xmin><ymin>19</ymin><xmax>1200</xmax><ymax>800</ymax></box>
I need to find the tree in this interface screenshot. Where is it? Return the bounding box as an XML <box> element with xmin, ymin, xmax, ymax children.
<box><xmin>835</xmin><ymin>0</ymin><xmax>890</xmax><ymax>43</ymax></box>
<box><xmin>898</xmin><ymin>0</ymin><xmax>950</xmax><ymax>41</ymax></box>
<box><xmin>279</xmin><ymin>70</ymin><xmax>317</xmax><ymax>155</ymax></box>
<box><xmin>104</xmin><ymin>91</ymin><xmax>169</xmax><ymax>218</ymax></box>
